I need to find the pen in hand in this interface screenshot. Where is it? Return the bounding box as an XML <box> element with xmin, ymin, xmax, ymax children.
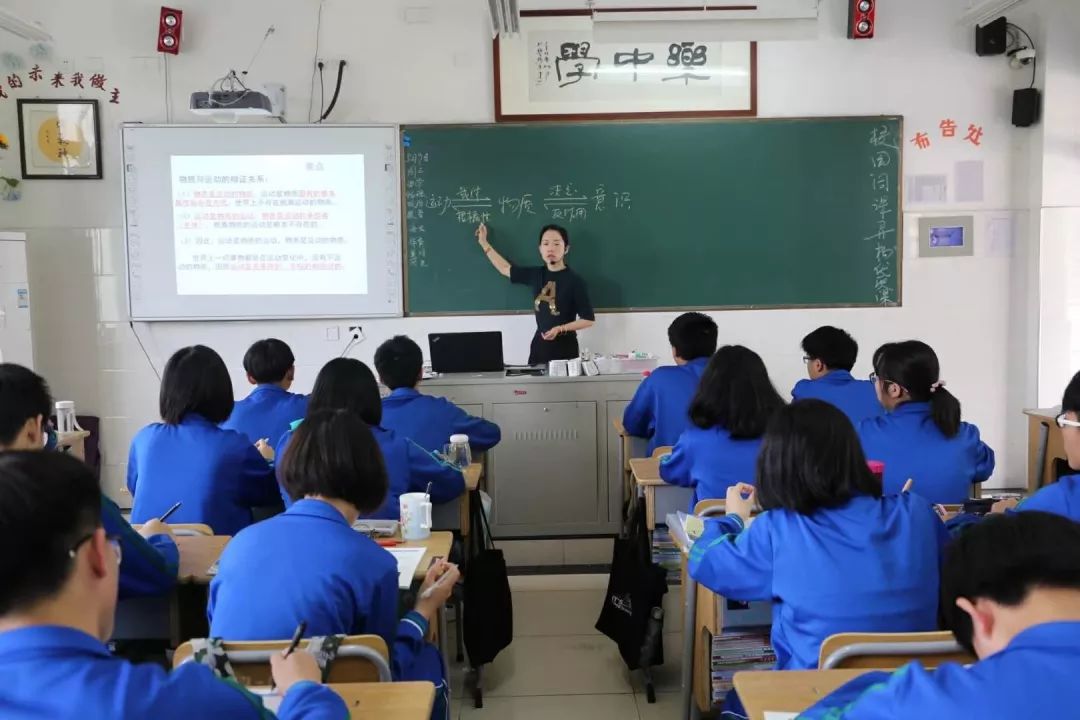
<box><xmin>270</xmin><ymin>620</ymin><xmax>308</xmax><ymax>691</ymax></box>
<box><xmin>159</xmin><ymin>501</ymin><xmax>182</xmax><ymax>522</ymax></box>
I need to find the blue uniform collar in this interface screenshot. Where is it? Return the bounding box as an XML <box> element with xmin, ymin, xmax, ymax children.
<box><xmin>388</xmin><ymin>387</ymin><xmax>421</xmax><ymax>399</ymax></box>
<box><xmin>178</xmin><ymin>413</ymin><xmax>216</xmax><ymax>427</ymax></box>
<box><xmin>891</xmin><ymin>401</ymin><xmax>932</xmax><ymax>417</ymax></box>
<box><xmin>819</xmin><ymin>370</ymin><xmax>855</xmax><ymax>384</ymax></box>
<box><xmin>286</xmin><ymin>498</ymin><xmax>352</xmax><ymax>527</ymax></box>
<box><xmin>686</xmin><ymin>357</ymin><xmax>709</xmax><ymax>371</ymax></box>
<box><xmin>1008</xmin><ymin>621</ymin><xmax>1080</xmax><ymax>651</ymax></box>
<box><xmin>250</xmin><ymin>384</ymin><xmax>288</xmax><ymax>396</ymax></box>
<box><xmin>0</xmin><ymin>625</ymin><xmax>109</xmax><ymax>660</ymax></box>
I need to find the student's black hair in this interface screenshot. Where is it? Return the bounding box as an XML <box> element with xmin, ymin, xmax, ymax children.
<box><xmin>538</xmin><ymin>224</ymin><xmax>570</xmax><ymax>247</ymax></box>
<box><xmin>668</xmin><ymin>313</ymin><xmax>719</xmax><ymax>362</ymax></box>
<box><xmin>0</xmin><ymin>451</ymin><xmax>102</xmax><ymax>615</ymax></box>
<box><xmin>801</xmin><ymin>326</ymin><xmax>859</xmax><ymax>372</ymax></box>
<box><xmin>755</xmin><ymin>400</ymin><xmax>881</xmax><ymax>515</ymax></box>
<box><xmin>374</xmin><ymin>335</ymin><xmax>423</xmax><ymax>391</ymax></box>
<box><xmin>279</xmin><ymin>409</ymin><xmax>388</xmax><ymax>512</ymax></box>
<box><xmin>307</xmin><ymin>358</ymin><xmax>382</xmax><ymax>426</ymax></box>
<box><xmin>159</xmin><ymin>345</ymin><xmax>235</xmax><ymax>425</ymax></box>
<box><xmin>1061</xmin><ymin>369</ymin><xmax>1080</xmax><ymax>414</ymax></box>
<box><xmin>688</xmin><ymin>345</ymin><xmax>785</xmax><ymax>438</ymax></box>
<box><xmin>872</xmin><ymin>340</ymin><xmax>961</xmax><ymax>438</ymax></box>
<box><xmin>0</xmin><ymin>363</ymin><xmax>52</xmax><ymax>447</ymax></box>
<box><xmin>243</xmin><ymin>338</ymin><xmax>296</xmax><ymax>385</ymax></box>
<box><xmin>939</xmin><ymin>511</ymin><xmax>1080</xmax><ymax>656</ymax></box>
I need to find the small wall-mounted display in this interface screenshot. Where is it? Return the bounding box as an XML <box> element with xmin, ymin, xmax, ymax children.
<box><xmin>919</xmin><ymin>215</ymin><xmax>974</xmax><ymax>257</ymax></box>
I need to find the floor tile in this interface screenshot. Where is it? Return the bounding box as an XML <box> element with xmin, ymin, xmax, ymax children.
<box><xmin>512</xmin><ymin>589</ymin><xmax>605</xmax><ymax>637</ymax></box>
<box><xmin>634</xmin><ymin>690</ymin><xmax>683</xmax><ymax>720</ymax></box>
<box><xmin>482</xmin><ymin>634</ymin><xmax>635</xmax><ymax>697</ymax></box>
<box><xmin>460</xmin><ymin>694</ymin><xmax>640</xmax><ymax>720</ymax></box>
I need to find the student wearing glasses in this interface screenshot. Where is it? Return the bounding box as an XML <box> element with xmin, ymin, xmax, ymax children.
<box><xmin>792</xmin><ymin>326</ymin><xmax>882</xmax><ymax>426</ymax></box>
<box><xmin>858</xmin><ymin>341</ymin><xmax>995</xmax><ymax>505</ymax></box>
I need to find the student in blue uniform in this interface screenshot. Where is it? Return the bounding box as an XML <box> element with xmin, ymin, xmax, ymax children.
<box><xmin>791</xmin><ymin>326</ymin><xmax>882</xmax><ymax>425</ymax></box>
<box><xmin>858</xmin><ymin>341</ymin><xmax>995</xmax><ymax>504</ymax></box>
<box><xmin>800</xmin><ymin>511</ymin><xmax>1080</xmax><ymax>719</ymax></box>
<box><xmin>0</xmin><ymin>363</ymin><xmax>179</xmax><ymax>600</ymax></box>
<box><xmin>128</xmin><ymin>345</ymin><xmax>280</xmax><ymax>535</ymax></box>
<box><xmin>210</xmin><ymin>409</ymin><xmax>458</xmax><ymax>716</ymax></box>
<box><xmin>689</xmin><ymin>400</ymin><xmax>947</xmax><ymax>675</ymax></box>
<box><xmin>221</xmin><ymin>338</ymin><xmax>308</xmax><ymax>446</ymax></box>
<box><xmin>276</xmin><ymin>358</ymin><xmax>464</xmax><ymax>518</ymax></box>
<box><xmin>660</xmin><ymin>345</ymin><xmax>784</xmax><ymax>505</ymax></box>
<box><xmin>622</xmin><ymin>312</ymin><xmax>718</xmax><ymax>454</ymax></box>
<box><xmin>376</xmin><ymin>335</ymin><xmax>501</xmax><ymax>453</ymax></box>
<box><xmin>0</xmin><ymin>451</ymin><xmax>345</xmax><ymax>720</ymax></box>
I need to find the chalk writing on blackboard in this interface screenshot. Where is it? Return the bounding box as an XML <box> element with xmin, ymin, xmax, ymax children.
<box><xmin>866</xmin><ymin>125</ymin><xmax>899</xmax><ymax>305</ymax></box>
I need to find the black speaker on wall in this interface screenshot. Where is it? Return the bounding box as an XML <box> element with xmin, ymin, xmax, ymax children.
<box><xmin>1012</xmin><ymin>87</ymin><xmax>1041</xmax><ymax>127</ymax></box>
<box><xmin>976</xmin><ymin>16</ymin><xmax>1008</xmax><ymax>56</ymax></box>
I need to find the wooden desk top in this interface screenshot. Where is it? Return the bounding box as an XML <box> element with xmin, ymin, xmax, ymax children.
<box><xmin>331</xmin><ymin>681</ymin><xmax>435</xmax><ymax>720</ymax></box>
<box><xmin>399</xmin><ymin>531</ymin><xmax>454</xmax><ymax>580</ymax></box>
<box><xmin>464</xmin><ymin>462</ymin><xmax>482</xmax><ymax>491</ymax></box>
<box><xmin>630</xmin><ymin>457</ymin><xmax>663</xmax><ymax>485</ymax></box>
<box><xmin>176</xmin><ymin>534</ymin><xmax>230</xmax><ymax>584</ymax></box>
<box><xmin>735</xmin><ymin>669</ymin><xmax>870</xmax><ymax>720</ymax></box>
<box><xmin>1024</xmin><ymin>406</ymin><xmax>1060</xmax><ymax>419</ymax></box>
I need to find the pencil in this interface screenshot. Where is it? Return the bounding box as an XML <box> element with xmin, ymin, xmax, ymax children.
<box><xmin>159</xmin><ymin>502</ymin><xmax>182</xmax><ymax>522</ymax></box>
<box><xmin>270</xmin><ymin>620</ymin><xmax>307</xmax><ymax>691</ymax></box>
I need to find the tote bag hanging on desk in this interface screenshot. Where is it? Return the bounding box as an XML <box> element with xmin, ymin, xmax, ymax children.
<box><xmin>463</xmin><ymin>491</ymin><xmax>513</xmax><ymax>666</ymax></box>
<box><xmin>595</xmin><ymin>501</ymin><xmax>668</xmax><ymax>670</ymax></box>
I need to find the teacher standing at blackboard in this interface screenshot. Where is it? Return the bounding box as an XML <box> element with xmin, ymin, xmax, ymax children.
<box><xmin>476</xmin><ymin>222</ymin><xmax>595</xmax><ymax>366</ymax></box>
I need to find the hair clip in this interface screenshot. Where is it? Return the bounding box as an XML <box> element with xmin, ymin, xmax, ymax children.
<box><xmin>930</xmin><ymin>380</ymin><xmax>947</xmax><ymax>393</ymax></box>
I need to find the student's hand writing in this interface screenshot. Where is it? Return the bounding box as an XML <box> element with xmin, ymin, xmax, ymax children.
<box><xmin>725</xmin><ymin>483</ymin><xmax>756</xmax><ymax>523</ymax></box>
<box><xmin>269</xmin><ymin>649</ymin><xmax>322</xmax><ymax>694</ymax></box>
<box><xmin>475</xmin><ymin>222</ymin><xmax>489</xmax><ymax>249</ymax></box>
<box><xmin>255</xmin><ymin>438</ymin><xmax>275</xmax><ymax>461</ymax></box>
<box><xmin>415</xmin><ymin>559</ymin><xmax>461</xmax><ymax>621</ymax></box>
<box><xmin>542</xmin><ymin>326</ymin><xmax>564</xmax><ymax>341</ymax></box>
<box><xmin>990</xmin><ymin>497</ymin><xmax>1020</xmax><ymax>514</ymax></box>
<box><xmin>137</xmin><ymin>518</ymin><xmax>174</xmax><ymax>539</ymax></box>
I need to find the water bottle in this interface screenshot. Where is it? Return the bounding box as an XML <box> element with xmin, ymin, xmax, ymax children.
<box><xmin>443</xmin><ymin>434</ymin><xmax>472</xmax><ymax>470</ymax></box>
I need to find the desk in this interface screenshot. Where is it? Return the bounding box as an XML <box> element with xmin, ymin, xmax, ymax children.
<box><xmin>177</xmin><ymin>535</ymin><xmax>230</xmax><ymax>584</ymax></box>
<box><xmin>431</xmin><ymin>462</ymin><xmax>482</xmax><ymax>537</ymax></box>
<box><xmin>57</xmin><ymin>430</ymin><xmax>91</xmax><ymax>462</ymax></box>
<box><xmin>630</xmin><ymin>457</ymin><xmax>692</xmax><ymax>531</ymax></box>
<box><xmin>734</xmin><ymin>669</ymin><xmax>869</xmax><ymax>720</ymax></box>
<box><xmin>1026</xmin><ymin>407</ymin><xmax>1067</xmax><ymax>492</ymax></box>
<box><xmin>331</xmin><ymin>681</ymin><xmax>435</xmax><ymax>720</ymax></box>
<box><xmin>400</xmin><ymin>531</ymin><xmax>454</xmax><ymax>655</ymax></box>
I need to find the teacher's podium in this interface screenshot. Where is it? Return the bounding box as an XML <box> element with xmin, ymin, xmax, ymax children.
<box><xmin>421</xmin><ymin>372</ymin><xmax>641</xmax><ymax>539</ymax></box>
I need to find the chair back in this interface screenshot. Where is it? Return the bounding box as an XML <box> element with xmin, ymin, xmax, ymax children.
<box><xmin>134</xmin><ymin>523</ymin><xmax>214</xmax><ymax>537</ymax></box>
<box><xmin>819</xmin><ymin>631</ymin><xmax>975</xmax><ymax>670</ymax></box>
<box><xmin>693</xmin><ymin>499</ymin><xmax>727</xmax><ymax>518</ymax></box>
<box><xmin>173</xmin><ymin>635</ymin><xmax>391</xmax><ymax>685</ymax></box>
<box><xmin>651</xmin><ymin>446</ymin><xmax>673</xmax><ymax>458</ymax></box>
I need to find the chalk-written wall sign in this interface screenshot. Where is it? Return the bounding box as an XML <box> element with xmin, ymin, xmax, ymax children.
<box><xmin>495</xmin><ymin>13</ymin><xmax>756</xmax><ymax>121</ymax></box>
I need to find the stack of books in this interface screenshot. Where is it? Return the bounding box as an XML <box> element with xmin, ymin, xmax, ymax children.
<box><xmin>711</xmin><ymin>629</ymin><xmax>775</xmax><ymax>703</ymax></box>
<box><xmin>651</xmin><ymin>526</ymin><xmax>682</xmax><ymax>585</ymax></box>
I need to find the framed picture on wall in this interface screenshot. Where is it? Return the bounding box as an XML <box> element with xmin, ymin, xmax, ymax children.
<box><xmin>17</xmin><ymin>98</ymin><xmax>103</xmax><ymax>179</ymax></box>
<box><xmin>494</xmin><ymin>12</ymin><xmax>757</xmax><ymax>122</ymax></box>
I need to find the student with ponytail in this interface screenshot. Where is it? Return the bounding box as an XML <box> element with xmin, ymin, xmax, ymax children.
<box><xmin>858</xmin><ymin>340</ymin><xmax>995</xmax><ymax>504</ymax></box>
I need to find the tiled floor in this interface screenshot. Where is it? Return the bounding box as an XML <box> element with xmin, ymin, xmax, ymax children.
<box><xmin>446</xmin><ymin>574</ymin><xmax>684</xmax><ymax>720</ymax></box>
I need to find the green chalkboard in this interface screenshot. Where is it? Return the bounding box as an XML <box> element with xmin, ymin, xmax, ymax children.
<box><xmin>402</xmin><ymin>117</ymin><xmax>901</xmax><ymax>315</ymax></box>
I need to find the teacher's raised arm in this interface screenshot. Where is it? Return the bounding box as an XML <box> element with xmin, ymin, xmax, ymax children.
<box><xmin>476</xmin><ymin>222</ymin><xmax>596</xmax><ymax>366</ymax></box>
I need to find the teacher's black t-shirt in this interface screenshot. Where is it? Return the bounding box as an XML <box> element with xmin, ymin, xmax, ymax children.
<box><xmin>509</xmin><ymin>265</ymin><xmax>595</xmax><ymax>364</ymax></box>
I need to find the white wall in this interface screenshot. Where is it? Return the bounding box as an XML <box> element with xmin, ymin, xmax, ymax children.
<box><xmin>0</xmin><ymin>0</ymin><xmax>1043</xmax><ymax>501</ymax></box>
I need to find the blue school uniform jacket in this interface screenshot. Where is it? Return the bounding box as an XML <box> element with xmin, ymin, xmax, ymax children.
<box><xmin>101</xmin><ymin>495</ymin><xmax>178</xmax><ymax>599</ymax></box>
<box><xmin>622</xmin><ymin>358</ymin><xmax>709</xmax><ymax>454</ymax></box>
<box><xmin>858</xmin><ymin>402</ymin><xmax>995</xmax><ymax>504</ymax></box>
<box><xmin>688</xmin><ymin>493</ymin><xmax>947</xmax><ymax>670</ymax></box>
<box><xmin>659</xmin><ymin>425</ymin><xmax>762</xmax><ymax>506</ymax></box>
<box><xmin>274</xmin><ymin>424</ymin><xmax>465</xmax><ymax>518</ymax></box>
<box><xmin>1015</xmin><ymin>474</ymin><xmax>1080</xmax><ymax>522</ymax></box>
<box><xmin>128</xmin><ymin>414</ymin><xmax>280</xmax><ymax>536</ymax></box>
<box><xmin>221</xmin><ymin>384</ymin><xmax>309</xmax><ymax>446</ymax></box>
<box><xmin>0</xmin><ymin>625</ymin><xmax>346</xmax><ymax>720</ymax></box>
<box><xmin>381</xmin><ymin>387</ymin><xmax>501</xmax><ymax>453</ymax></box>
<box><xmin>791</xmin><ymin>370</ymin><xmax>883</xmax><ymax>427</ymax></box>
<box><xmin>207</xmin><ymin>498</ymin><xmax>435</xmax><ymax>680</ymax></box>
<box><xmin>799</xmin><ymin>622</ymin><xmax>1080</xmax><ymax>719</ymax></box>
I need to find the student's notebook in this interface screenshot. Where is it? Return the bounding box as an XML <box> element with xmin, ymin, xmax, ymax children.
<box><xmin>387</xmin><ymin>547</ymin><xmax>427</xmax><ymax>589</ymax></box>
<box><xmin>665</xmin><ymin>511</ymin><xmax>706</xmax><ymax>550</ymax></box>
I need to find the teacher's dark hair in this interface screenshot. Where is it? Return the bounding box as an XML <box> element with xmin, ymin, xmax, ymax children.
<box><xmin>279</xmin><ymin>409</ymin><xmax>388</xmax><ymax>512</ymax></box>
<box><xmin>689</xmin><ymin>345</ymin><xmax>785</xmax><ymax>438</ymax></box>
<box><xmin>756</xmin><ymin>400</ymin><xmax>881</xmax><ymax>515</ymax></box>
<box><xmin>538</xmin><ymin>224</ymin><xmax>569</xmax><ymax>248</ymax></box>
<box><xmin>159</xmin><ymin>345</ymin><xmax>235</xmax><ymax>425</ymax></box>
<box><xmin>873</xmin><ymin>340</ymin><xmax>961</xmax><ymax>438</ymax></box>
<box><xmin>307</xmin><ymin>358</ymin><xmax>382</xmax><ymax>426</ymax></box>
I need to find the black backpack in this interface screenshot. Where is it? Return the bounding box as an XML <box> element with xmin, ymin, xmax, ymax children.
<box><xmin>462</xmin><ymin>492</ymin><xmax>513</xmax><ymax>666</ymax></box>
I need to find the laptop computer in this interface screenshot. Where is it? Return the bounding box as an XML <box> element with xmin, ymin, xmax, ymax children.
<box><xmin>428</xmin><ymin>331</ymin><xmax>505</xmax><ymax>374</ymax></box>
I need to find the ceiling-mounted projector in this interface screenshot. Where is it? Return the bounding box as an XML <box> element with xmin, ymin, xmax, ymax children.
<box><xmin>190</xmin><ymin>89</ymin><xmax>274</xmax><ymax>117</ymax></box>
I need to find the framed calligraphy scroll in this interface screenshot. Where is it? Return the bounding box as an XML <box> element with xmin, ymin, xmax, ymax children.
<box><xmin>494</xmin><ymin>12</ymin><xmax>756</xmax><ymax>122</ymax></box>
<box><xmin>17</xmin><ymin>99</ymin><xmax>102</xmax><ymax>179</ymax></box>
